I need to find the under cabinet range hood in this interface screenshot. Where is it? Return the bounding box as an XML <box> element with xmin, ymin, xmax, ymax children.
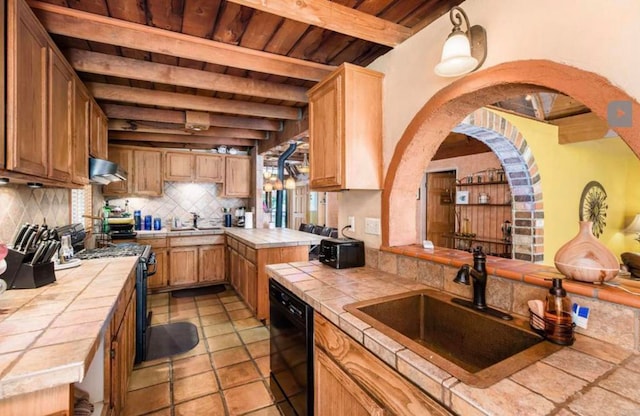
<box><xmin>89</xmin><ymin>158</ymin><xmax>127</xmax><ymax>185</ymax></box>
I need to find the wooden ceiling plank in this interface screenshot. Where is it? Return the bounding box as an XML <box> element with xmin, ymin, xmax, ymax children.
<box><xmin>108</xmin><ymin>119</ymin><xmax>266</xmax><ymax>139</ymax></box>
<box><xmin>89</xmin><ymin>82</ymin><xmax>300</xmax><ymax>120</ymax></box>
<box><xmin>225</xmin><ymin>0</ymin><xmax>412</xmax><ymax>47</ymax></box>
<box><xmin>102</xmin><ymin>104</ymin><xmax>282</xmax><ymax>131</ymax></box>
<box><xmin>258</xmin><ymin>117</ymin><xmax>308</xmax><ymax>154</ymax></box>
<box><xmin>29</xmin><ymin>0</ymin><xmax>335</xmax><ymax>81</ymax></box>
<box><xmin>67</xmin><ymin>49</ymin><xmax>308</xmax><ymax>102</ymax></box>
<box><xmin>181</xmin><ymin>0</ymin><xmax>222</xmax><ymax>39</ymax></box>
<box><xmin>213</xmin><ymin>2</ymin><xmax>253</xmax><ymax>44</ymax></box>
<box><xmin>552</xmin><ymin>112</ymin><xmax>610</xmax><ymax>144</ymax></box>
<box><xmin>109</xmin><ymin>131</ymin><xmax>256</xmax><ymax>146</ymax></box>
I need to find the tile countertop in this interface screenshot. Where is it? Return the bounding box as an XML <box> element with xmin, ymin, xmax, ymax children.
<box><xmin>0</xmin><ymin>257</ymin><xmax>138</xmax><ymax>399</ymax></box>
<box><xmin>224</xmin><ymin>228</ymin><xmax>324</xmax><ymax>249</ymax></box>
<box><xmin>266</xmin><ymin>262</ymin><xmax>640</xmax><ymax>415</ymax></box>
<box><xmin>134</xmin><ymin>228</ymin><xmax>224</xmax><ymax>238</ymax></box>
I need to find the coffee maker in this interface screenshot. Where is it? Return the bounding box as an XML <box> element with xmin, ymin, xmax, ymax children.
<box><xmin>235</xmin><ymin>207</ymin><xmax>246</xmax><ymax>227</ymax></box>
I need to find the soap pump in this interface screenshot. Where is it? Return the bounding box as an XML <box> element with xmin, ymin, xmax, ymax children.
<box><xmin>543</xmin><ymin>278</ymin><xmax>574</xmax><ymax>345</ymax></box>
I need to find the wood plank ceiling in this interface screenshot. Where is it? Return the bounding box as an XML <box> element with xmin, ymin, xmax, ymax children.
<box><xmin>29</xmin><ymin>0</ymin><xmax>464</xmax><ymax>162</ymax></box>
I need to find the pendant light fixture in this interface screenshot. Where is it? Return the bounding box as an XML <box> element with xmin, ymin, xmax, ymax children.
<box><xmin>298</xmin><ymin>153</ymin><xmax>310</xmax><ymax>174</ymax></box>
<box><xmin>263</xmin><ymin>182</ymin><xmax>273</xmax><ymax>192</ymax></box>
<box><xmin>284</xmin><ymin>176</ymin><xmax>296</xmax><ymax>190</ymax></box>
<box><xmin>434</xmin><ymin>6</ymin><xmax>487</xmax><ymax>77</ymax></box>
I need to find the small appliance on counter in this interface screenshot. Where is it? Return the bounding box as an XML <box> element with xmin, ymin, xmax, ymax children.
<box><xmin>235</xmin><ymin>207</ymin><xmax>246</xmax><ymax>227</ymax></box>
<box><xmin>318</xmin><ymin>238</ymin><xmax>365</xmax><ymax>269</ymax></box>
<box><xmin>108</xmin><ymin>217</ymin><xmax>137</xmax><ymax>240</ymax></box>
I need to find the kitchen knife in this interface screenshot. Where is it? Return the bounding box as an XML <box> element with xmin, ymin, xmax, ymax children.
<box><xmin>12</xmin><ymin>223</ymin><xmax>30</xmax><ymax>248</ymax></box>
<box><xmin>21</xmin><ymin>231</ymin><xmax>38</xmax><ymax>253</ymax></box>
<box><xmin>30</xmin><ymin>241</ymin><xmax>48</xmax><ymax>265</ymax></box>
<box><xmin>41</xmin><ymin>241</ymin><xmax>60</xmax><ymax>264</ymax></box>
<box><xmin>32</xmin><ymin>227</ymin><xmax>46</xmax><ymax>247</ymax></box>
<box><xmin>18</xmin><ymin>226</ymin><xmax>37</xmax><ymax>252</ymax></box>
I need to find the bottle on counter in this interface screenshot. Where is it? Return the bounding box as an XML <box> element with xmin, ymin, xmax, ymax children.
<box><xmin>543</xmin><ymin>278</ymin><xmax>574</xmax><ymax>345</ymax></box>
<box><xmin>144</xmin><ymin>215</ymin><xmax>152</xmax><ymax>231</ymax></box>
<box><xmin>134</xmin><ymin>210</ymin><xmax>142</xmax><ymax>231</ymax></box>
<box><xmin>102</xmin><ymin>201</ymin><xmax>111</xmax><ymax>233</ymax></box>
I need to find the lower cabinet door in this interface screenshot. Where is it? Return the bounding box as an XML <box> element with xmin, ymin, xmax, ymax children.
<box><xmin>315</xmin><ymin>348</ymin><xmax>385</xmax><ymax>416</ymax></box>
<box><xmin>199</xmin><ymin>245</ymin><xmax>225</xmax><ymax>282</ymax></box>
<box><xmin>148</xmin><ymin>249</ymin><xmax>167</xmax><ymax>289</ymax></box>
<box><xmin>169</xmin><ymin>247</ymin><xmax>198</xmax><ymax>286</ymax></box>
<box><xmin>245</xmin><ymin>260</ymin><xmax>257</xmax><ymax>313</ymax></box>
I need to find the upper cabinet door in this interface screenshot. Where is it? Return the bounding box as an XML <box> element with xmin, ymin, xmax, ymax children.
<box><xmin>90</xmin><ymin>102</ymin><xmax>108</xmax><ymax>160</ymax></box>
<box><xmin>195</xmin><ymin>154</ymin><xmax>224</xmax><ymax>183</ymax></box>
<box><xmin>72</xmin><ymin>81</ymin><xmax>90</xmax><ymax>185</ymax></box>
<box><xmin>48</xmin><ymin>47</ymin><xmax>74</xmax><ymax>182</ymax></box>
<box><xmin>224</xmin><ymin>156</ymin><xmax>251</xmax><ymax>198</ymax></box>
<box><xmin>165</xmin><ymin>152</ymin><xmax>194</xmax><ymax>182</ymax></box>
<box><xmin>307</xmin><ymin>63</ymin><xmax>383</xmax><ymax>191</ymax></box>
<box><xmin>6</xmin><ymin>0</ymin><xmax>49</xmax><ymax>177</ymax></box>
<box><xmin>103</xmin><ymin>146</ymin><xmax>132</xmax><ymax>196</ymax></box>
<box><xmin>133</xmin><ymin>149</ymin><xmax>163</xmax><ymax>196</ymax></box>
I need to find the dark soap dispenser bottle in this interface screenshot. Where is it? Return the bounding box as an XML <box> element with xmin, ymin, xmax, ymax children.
<box><xmin>544</xmin><ymin>278</ymin><xmax>574</xmax><ymax>345</ymax></box>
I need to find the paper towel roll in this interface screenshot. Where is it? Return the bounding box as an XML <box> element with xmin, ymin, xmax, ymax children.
<box><xmin>244</xmin><ymin>212</ymin><xmax>253</xmax><ymax>229</ymax></box>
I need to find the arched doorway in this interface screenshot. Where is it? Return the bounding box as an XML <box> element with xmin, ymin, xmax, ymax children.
<box><xmin>382</xmin><ymin>60</ymin><xmax>640</xmax><ymax>247</ymax></box>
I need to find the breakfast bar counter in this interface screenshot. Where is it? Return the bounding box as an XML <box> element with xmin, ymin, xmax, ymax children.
<box><xmin>223</xmin><ymin>227</ymin><xmax>323</xmax><ymax>249</ymax></box>
<box><xmin>266</xmin><ymin>261</ymin><xmax>640</xmax><ymax>415</ymax></box>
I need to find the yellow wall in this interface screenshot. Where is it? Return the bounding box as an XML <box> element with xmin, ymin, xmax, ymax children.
<box><xmin>494</xmin><ymin>110</ymin><xmax>640</xmax><ymax>263</ymax></box>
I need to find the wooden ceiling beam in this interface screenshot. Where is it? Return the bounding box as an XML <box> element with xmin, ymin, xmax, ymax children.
<box><xmin>259</xmin><ymin>118</ymin><xmax>308</xmax><ymax>154</ymax></box>
<box><xmin>67</xmin><ymin>49</ymin><xmax>308</xmax><ymax>103</ymax></box>
<box><xmin>109</xmin><ymin>131</ymin><xmax>255</xmax><ymax>147</ymax></box>
<box><xmin>226</xmin><ymin>0</ymin><xmax>412</xmax><ymax>47</ymax></box>
<box><xmin>552</xmin><ymin>112</ymin><xmax>611</xmax><ymax>144</ymax></box>
<box><xmin>88</xmin><ymin>83</ymin><xmax>300</xmax><ymax>120</ymax></box>
<box><xmin>29</xmin><ymin>0</ymin><xmax>335</xmax><ymax>81</ymax></box>
<box><xmin>108</xmin><ymin>119</ymin><xmax>267</xmax><ymax>139</ymax></box>
<box><xmin>102</xmin><ymin>104</ymin><xmax>282</xmax><ymax>132</ymax></box>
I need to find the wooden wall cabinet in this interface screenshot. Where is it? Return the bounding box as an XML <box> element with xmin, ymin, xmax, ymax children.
<box><xmin>48</xmin><ymin>47</ymin><xmax>73</xmax><ymax>182</ymax></box>
<box><xmin>103</xmin><ymin>146</ymin><xmax>133</xmax><ymax>196</ymax></box>
<box><xmin>133</xmin><ymin>149</ymin><xmax>163</xmax><ymax>196</ymax></box>
<box><xmin>224</xmin><ymin>155</ymin><xmax>251</xmax><ymax>197</ymax></box>
<box><xmin>196</xmin><ymin>154</ymin><xmax>225</xmax><ymax>182</ymax></box>
<box><xmin>307</xmin><ymin>63</ymin><xmax>383</xmax><ymax>191</ymax></box>
<box><xmin>89</xmin><ymin>101</ymin><xmax>108</xmax><ymax>160</ymax></box>
<box><xmin>314</xmin><ymin>314</ymin><xmax>451</xmax><ymax>416</ymax></box>
<box><xmin>165</xmin><ymin>152</ymin><xmax>193</xmax><ymax>181</ymax></box>
<box><xmin>72</xmin><ymin>81</ymin><xmax>90</xmax><ymax>185</ymax></box>
<box><xmin>165</xmin><ymin>152</ymin><xmax>225</xmax><ymax>183</ymax></box>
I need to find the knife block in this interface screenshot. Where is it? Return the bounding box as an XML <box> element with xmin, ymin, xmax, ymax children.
<box><xmin>1</xmin><ymin>248</ymin><xmax>56</xmax><ymax>289</ymax></box>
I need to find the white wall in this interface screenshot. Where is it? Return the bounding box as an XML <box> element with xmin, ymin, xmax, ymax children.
<box><xmin>340</xmin><ymin>0</ymin><xmax>640</xmax><ymax>247</ymax></box>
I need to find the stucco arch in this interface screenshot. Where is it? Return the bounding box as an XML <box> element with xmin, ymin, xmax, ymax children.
<box><xmin>382</xmin><ymin>60</ymin><xmax>640</xmax><ymax>247</ymax></box>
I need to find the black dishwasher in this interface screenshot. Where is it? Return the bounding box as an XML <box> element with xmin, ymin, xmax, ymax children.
<box><xmin>269</xmin><ymin>278</ymin><xmax>314</xmax><ymax>416</ymax></box>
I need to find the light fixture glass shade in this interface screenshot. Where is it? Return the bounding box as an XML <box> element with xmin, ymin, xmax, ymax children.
<box><xmin>263</xmin><ymin>168</ymin><xmax>272</xmax><ymax>180</ymax></box>
<box><xmin>263</xmin><ymin>182</ymin><xmax>273</xmax><ymax>192</ymax></box>
<box><xmin>624</xmin><ymin>214</ymin><xmax>640</xmax><ymax>234</ymax></box>
<box><xmin>435</xmin><ymin>32</ymin><xmax>478</xmax><ymax>77</ymax></box>
<box><xmin>284</xmin><ymin>177</ymin><xmax>296</xmax><ymax>190</ymax></box>
<box><xmin>274</xmin><ymin>179</ymin><xmax>283</xmax><ymax>191</ymax></box>
<box><xmin>298</xmin><ymin>154</ymin><xmax>310</xmax><ymax>174</ymax></box>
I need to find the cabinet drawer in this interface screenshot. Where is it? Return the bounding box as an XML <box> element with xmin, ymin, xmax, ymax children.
<box><xmin>170</xmin><ymin>235</ymin><xmax>224</xmax><ymax>247</ymax></box>
<box><xmin>138</xmin><ymin>237</ymin><xmax>167</xmax><ymax>248</ymax></box>
<box><xmin>237</xmin><ymin>242</ymin><xmax>246</xmax><ymax>257</ymax></box>
<box><xmin>227</xmin><ymin>237</ymin><xmax>238</xmax><ymax>251</ymax></box>
<box><xmin>245</xmin><ymin>247</ymin><xmax>256</xmax><ymax>264</ymax></box>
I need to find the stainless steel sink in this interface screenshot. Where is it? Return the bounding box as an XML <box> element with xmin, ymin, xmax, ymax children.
<box><xmin>195</xmin><ymin>226</ymin><xmax>222</xmax><ymax>230</ymax></box>
<box><xmin>168</xmin><ymin>227</ymin><xmax>195</xmax><ymax>231</ymax></box>
<box><xmin>344</xmin><ymin>289</ymin><xmax>561</xmax><ymax>388</ymax></box>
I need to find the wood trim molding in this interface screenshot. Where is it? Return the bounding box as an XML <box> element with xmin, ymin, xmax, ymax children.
<box><xmin>109</xmin><ymin>131</ymin><xmax>255</xmax><ymax>147</ymax></box>
<box><xmin>108</xmin><ymin>120</ymin><xmax>267</xmax><ymax>140</ymax></box>
<box><xmin>382</xmin><ymin>60</ymin><xmax>640</xmax><ymax>247</ymax></box>
<box><xmin>67</xmin><ymin>49</ymin><xmax>308</xmax><ymax>103</ymax></box>
<box><xmin>226</xmin><ymin>0</ymin><xmax>412</xmax><ymax>47</ymax></box>
<box><xmin>29</xmin><ymin>0</ymin><xmax>335</xmax><ymax>81</ymax></box>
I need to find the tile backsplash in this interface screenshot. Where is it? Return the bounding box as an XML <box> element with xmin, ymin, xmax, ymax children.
<box><xmin>0</xmin><ymin>185</ymin><xmax>70</xmax><ymax>243</ymax></box>
<box><xmin>107</xmin><ymin>182</ymin><xmax>248</xmax><ymax>226</ymax></box>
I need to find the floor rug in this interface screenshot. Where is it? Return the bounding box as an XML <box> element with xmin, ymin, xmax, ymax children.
<box><xmin>145</xmin><ymin>321</ymin><xmax>199</xmax><ymax>361</ymax></box>
<box><xmin>171</xmin><ymin>284</ymin><xmax>226</xmax><ymax>298</ymax></box>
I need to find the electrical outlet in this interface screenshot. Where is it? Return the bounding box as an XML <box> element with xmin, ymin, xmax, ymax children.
<box><xmin>347</xmin><ymin>216</ymin><xmax>355</xmax><ymax>232</ymax></box>
<box><xmin>365</xmin><ymin>217</ymin><xmax>381</xmax><ymax>235</ymax></box>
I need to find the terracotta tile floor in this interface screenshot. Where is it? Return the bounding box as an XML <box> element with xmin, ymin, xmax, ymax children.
<box><xmin>123</xmin><ymin>287</ymin><xmax>282</xmax><ymax>416</ymax></box>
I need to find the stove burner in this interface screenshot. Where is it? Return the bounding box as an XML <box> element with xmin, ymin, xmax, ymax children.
<box><xmin>75</xmin><ymin>244</ymin><xmax>148</xmax><ymax>260</ymax></box>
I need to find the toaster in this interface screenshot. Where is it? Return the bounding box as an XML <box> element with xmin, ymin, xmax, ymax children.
<box><xmin>318</xmin><ymin>238</ymin><xmax>365</xmax><ymax>269</ymax></box>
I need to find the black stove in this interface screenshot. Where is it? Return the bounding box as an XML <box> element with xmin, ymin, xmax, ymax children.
<box><xmin>76</xmin><ymin>243</ymin><xmax>155</xmax><ymax>363</ymax></box>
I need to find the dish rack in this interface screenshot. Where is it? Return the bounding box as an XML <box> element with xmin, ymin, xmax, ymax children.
<box><xmin>528</xmin><ymin>308</ymin><xmax>575</xmax><ymax>346</ymax></box>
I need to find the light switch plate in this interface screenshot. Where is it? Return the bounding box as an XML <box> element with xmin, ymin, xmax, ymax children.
<box><xmin>365</xmin><ymin>217</ymin><xmax>381</xmax><ymax>235</ymax></box>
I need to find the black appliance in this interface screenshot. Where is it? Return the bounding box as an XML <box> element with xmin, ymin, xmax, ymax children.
<box><xmin>75</xmin><ymin>244</ymin><xmax>155</xmax><ymax>363</ymax></box>
<box><xmin>54</xmin><ymin>223</ymin><xmax>86</xmax><ymax>252</ymax></box>
<box><xmin>318</xmin><ymin>238</ymin><xmax>365</xmax><ymax>269</ymax></box>
<box><xmin>109</xmin><ymin>222</ymin><xmax>137</xmax><ymax>240</ymax></box>
<box><xmin>269</xmin><ymin>279</ymin><xmax>314</xmax><ymax>416</ymax></box>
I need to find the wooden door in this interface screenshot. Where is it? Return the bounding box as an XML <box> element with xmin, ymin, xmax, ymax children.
<box><xmin>290</xmin><ymin>185</ymin><xmax>308</xmax><ymax>229</ymax></box>
<box><xmin>133</xmin><ymin>149</ymin><xmax>163</xmax><ymax>196</ymax></box>
<box><xmin>199</xmin><ymin>245</ymin><xmax>225</xmax><ymax>282</ymax></box>
<box><xmin>426</xmin><ymin>171</ymin><xmax>456</xmax><ymax>248</ymax></box>
<box><xmin>309</xmin><ymin>74</ymin><xmax>342</xmax><ymax>189</ymax></box>
<box><xmin>103</xmin><ymin>147</ymin><xmax>132</xmax><ymax>195</ymax></box>
<box><xmin>169</xmin><ymin>247</ymin><xmax>198</xmax><ymax>286</ymax></box>
<box><xmin>6</xmin><ymin>0</ymin><xmax>48</xmax><ymax>176</ymax></box>
<box><xmin>165</xmin><ymin>152</ymin><xmax>193</xmax><ymax>181</ymax></box>
<box><xmin>224</xmin><ymin>156</ymin><xmax>251</xmax><ymax>197</ymax></box>
<box><xmin>195</xmin><ymin>154</ymin><xmax>224</xmax><ymax>182</ymax></box>
<box><xmin>72</xmin><ymin>80</ymin><xmax>90</xmax><ymax>184</ymax></box>
<box><xmin>48</xmin><ymin>47</ymin><xmax>73</xmax><ymax>182</ymax></box>
<box><xmin>315</xmin><ymin>348</ymin><xmax>385</xmax><ymax>416</ymax></box>
<box><xmin>147</xmin><ymin>249</ymin><xmax>168</xmax><ymax>289</ymax></box>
